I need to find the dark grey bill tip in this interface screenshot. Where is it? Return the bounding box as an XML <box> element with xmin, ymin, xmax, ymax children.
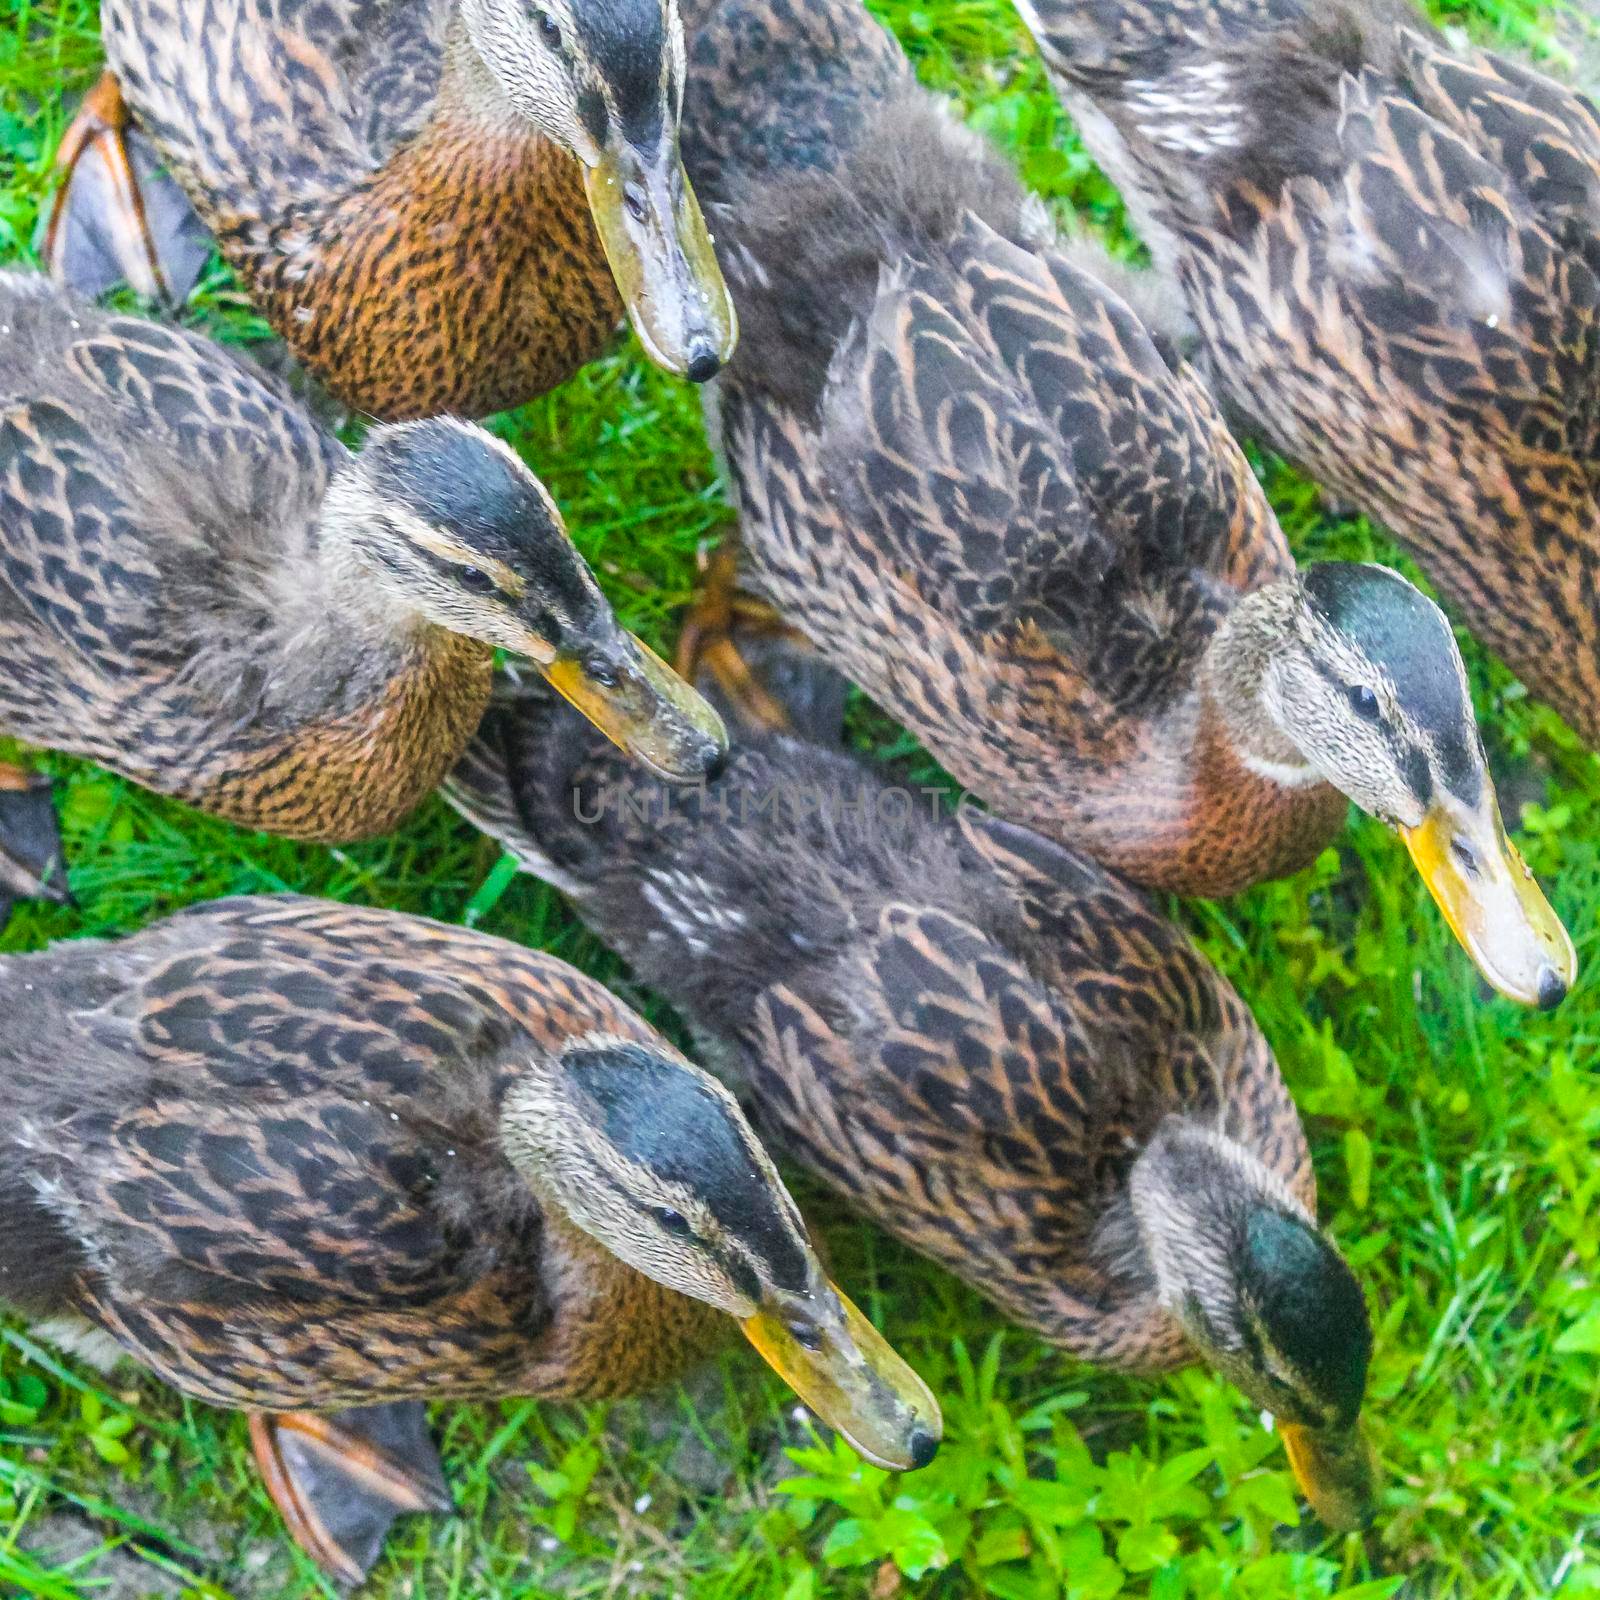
<box><xmin>685</xmin><ymin>346</ymin><xmax>723</xmax><ymax>384</ymax></box>
<box><xmin>1537</xmin><ymin>964</ymin><xmax>1569</xmax><ymax>1012</ymax></box>
<box><xmin>907</xmin><ymin>1428</ymin><xmax>940</xmax><ymax>1471</ymax></box>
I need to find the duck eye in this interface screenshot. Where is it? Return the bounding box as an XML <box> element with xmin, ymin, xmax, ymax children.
<box><xmin>654</xmin><ymin>1206</ymin><xmax>690</xmax><ymax>1237</ymax></box>
<box><xmin>459</xmin><ymin>566</ymin><xmax>497</xmax><ymax>595</ymax></box>
<box><xmin>1347</xmin><ymin>685</ymin><xmax>1381</xmax><ymax>721</ymax></box>
<box><xmin>786</xmin><ymin>1317</ymin><xmax>824</xmax><ymax>1353</ymax></box>
<box><xmin>535</xmin><ymin>9</ymin><xmax>561</xmax><ymax>48</ymax></box>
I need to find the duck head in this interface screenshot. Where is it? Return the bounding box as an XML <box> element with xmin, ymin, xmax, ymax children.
<box><xmin>323</xmin><ymin>418</ymin><xmax>727</xmax><ymax>782</ymax></box>
<box><xmin>457</xmin><ymin>0</ymin><xmax>738</xmax><ymax>381</ymax></box>
<box><xmin>1207</xmin><ymin>562</ymin><xmax>1575</xmax><ymax>1007</ymax></box>
<box><xmin>499</xmin><ymin>1034</ymin><xmax>943</xmax><ymax>1471</ymax></box>
<box><xmin>1127</xmin><ymin>1119</ymin><xmax>1376</xmax><ymax>1531</ymax></box>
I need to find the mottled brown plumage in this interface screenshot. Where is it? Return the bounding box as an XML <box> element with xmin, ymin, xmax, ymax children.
<box><xmin>672</xmin><ymin>0</ymin><xmax>1573</xmax><ymax>1008</ymax></box>
<box><xmin>1018</xmin><ymin>0</ymin><xmax>1600</xmax><ymax>746</ymax></box>
<box><xmin>0</xmin><ymin>894</ymin><xmax>938</xmax><ymax>1579</ymax></box>
<box><xmin>196</xmin><ymin>101</ymin><xmax>621</xmax><ymax>423</ymax></box>
<box><xmin>446</xmin><ymin>648</ymin><xmax>1376</xmax><ymax>1527</ymax></box>
<box><xmin>0</xmin><ymin>273</ymin><xmax>724</xmax><ymax>849</ymax></box>
<box><xmin>56</xmin><ymin>0</ymin><xmax>736</xmax><ymax>418</ymax></box>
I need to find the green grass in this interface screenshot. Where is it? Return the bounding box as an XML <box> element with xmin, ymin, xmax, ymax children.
<box><xmin>2</xmin><ymin>0</ymin><xmax>1600</xmax><ymax>1594</ymax></box>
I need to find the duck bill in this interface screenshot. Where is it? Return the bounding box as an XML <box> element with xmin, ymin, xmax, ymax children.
<box><xmin>741</xmin><ymin>1280</ymin><xmax>942</xmax><ymax>1472</ymax></box>
<box><xmin>1279</xmin><ymin>1421</ymin><xmax>1377</xmax><ymax>1533</ymax></box>
<box><xmin>539</xmin><ymin>634</ymin><xmax>728</xmax><ymax>784</ymax></box>
<box><xmin>583</xmin><ymin>144</ymin><xmax>738</xmax><ymax>381</ymax></box>
<box><xmin>1399</xmin><ymin>794</ymin><xmax>1575</xmax><ymax>1009</ymax></box>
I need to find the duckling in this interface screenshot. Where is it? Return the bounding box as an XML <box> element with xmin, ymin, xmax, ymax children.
<box><xmin>45</xmin><ymin>0</ymin><xmax>738</xmax><ymax>418</ymax></box>
<box><xmin>445</xmin><ymin>634</ymin><xmax>1377</xmax><ymax>1534</ymax></box>
<box><xmin>0</xmin><ymin>272</ymin><xmax>724</xmax><ymax>893</ymax></box>
<box><xmin>1013</xmin><ymin>0</ymin><xmax>1600</xmax><ymax>750</ymax></box>
<box><xmin>0</xmin><ymin>895</ymin><xmax>939</xmax><ymax>1583</ymax></box>
<box><xmin>670</xmin><ymin>0</ymin><xmax>1573</xmax><ymax>1007</ymax></box>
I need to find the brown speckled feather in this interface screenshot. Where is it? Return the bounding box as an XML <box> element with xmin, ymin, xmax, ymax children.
<box><xmin>0</xmin><ymin>896</ymin><xmax>723</xmax><ymax>1408</ymax></box>
<box><xmin>102</xmin><ymin>0</ymin><xmax>623</xmax><ymax>418</ymax></box>
<box><xmin>0</xmin><ymin>274</ymin><xmax>492</xmax><ymax>840</ymax></box>
<box><xmin>679</xmin><ymin>0</ymin><xmax>1344</xmax><ymax>895</ymax></box>
<box><xmin>1021</xmin><ymin>0</ymin><xmax>1600</xmax><ymax>744</ymax></box>
<box><xmin>449</xmin><ymin>696</ymin><xmax>1311</xmax><ymax>1373</ymax></box>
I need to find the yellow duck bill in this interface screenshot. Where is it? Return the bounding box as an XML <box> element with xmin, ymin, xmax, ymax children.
<box><xmin>541</xmin><ymin>634</ymin><xmax>728</xmax><ymax>784</ymax></box>
<box><xmin>584</xmin><ymin>144</ymin><xmax>739</xmax><ymax>382</ymax></box>
<box><xmin>742</xmin><ymin>1281</ymin><xmax>942</xmax><ymax>1472</ymax></box>
<box><xmin>1280</xmin><ymin>1421</ymin><xmax>1377</xmax><ymax>1533</ymax></box>
<box><xmin>1400</xmin><ymin>792</ymin><xmax>1575</xmax><ymax>1009</ymax></box>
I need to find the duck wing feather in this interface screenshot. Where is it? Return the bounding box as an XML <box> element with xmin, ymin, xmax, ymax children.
<box><xmin>817</xmin><ymin>215</ymin><xmax>1280</xmax><ymax>699</ymax></box>
<box><xmin>103</xmin><ymin>0</ymin><xmax>448</xmax><ymax>218</ymax></box>
<box><xmin>0</xmin><ymin>278</ymin><xmax>341</xmax><ymax>753</ymax></box>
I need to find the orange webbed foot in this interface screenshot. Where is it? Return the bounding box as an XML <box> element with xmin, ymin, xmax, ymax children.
<box><xmin>249</xmin><ymin>1404</ymin><xmax>453</xmax><ymax>1587</ymax></box>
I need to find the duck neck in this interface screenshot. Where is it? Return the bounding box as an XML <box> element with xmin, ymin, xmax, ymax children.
<box><xmin>1122</xmin><ymin>1120</ymin><xmax>1313</xmax><ymax>1362</ymax></box>
<box><xmin>291</xmin><ymin>468</ymin><xmax>492</xmax><ymax>723</ymax></box>
<box><xmin>1129</xmin><ymin>1122</ymin><xmax>1298</xmax><ymax>1285</ymax></box>
<box><xmin>495</xmin><ymin>1068</ymin><xmax>730</xmax><ymax>1396</ymax></box>
<box><xmin>530</xmin><ymin>1204</ymin><xmax>729</xmax><ymax>1396</ymax></box>
<box><xmin>1008</xmin><ymin>1119</ymin><xmax>1283</xmax><ymax>1374</ymax></box>
<box><xmin>435</xmin><ymin>11</ymin><xmax>550</xmax><ymax>140</ymax></box>
<box><xmin>1199</xmin><ymin>580</ymin><xmax>1320</xmax><ymax>790</ymax></box>
<box><xmin>311</xmin><ymin>469</ymin><xmax>438</xmax><ymax>653</ymax></box>
<box><xmin>172</xmin><ymin>471</ymin><xmax>491</xmax><ymax>838</ymax></box>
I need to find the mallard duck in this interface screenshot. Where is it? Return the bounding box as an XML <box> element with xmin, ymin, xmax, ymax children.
<box><xmin>669</xmin><ymin>0</ymin><xmax>1574</xmax><ymax>1009</ymax></box>
<box><xmin>0</xmin><ymin>272</ymin><xmax>724</xmax><ymax>904</ymax></box>
<box><xmin>1013</xmin><ymin>0</ymin><xmax>1600</xmax><ymax>750</ymax></box>
<box><xmin>44</xmin><ymin>0</ymin><xmax>738</xmax><ymax>419</ymax></box>
<box><xmin>446</xmin><ymin>634</ymin><xmax>1377</xmax><ymax>1534</ymax></box>
<box><xmin>0</xmin><ymin>894</ymin><xmax>939</xmax><ymax>1583</ymax></box>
